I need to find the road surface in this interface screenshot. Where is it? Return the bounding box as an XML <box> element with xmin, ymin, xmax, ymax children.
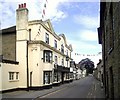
<box><xmin>35</xmin><ymin>75</ymin><xmax>105</xmax><ymax>99</ymax></box>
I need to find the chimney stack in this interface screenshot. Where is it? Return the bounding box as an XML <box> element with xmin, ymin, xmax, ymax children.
<box><xmin>16</xmin><ymin>3</ymin><xmax>28</xmax><ymax>31</ymax></box>
<box><xmin>18</xmin><ymin>3</ymin><xmax>26</xmax><ymax>9</ymax></box>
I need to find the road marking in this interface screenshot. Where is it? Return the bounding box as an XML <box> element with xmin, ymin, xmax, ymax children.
<box><xmin>37</xmin><ymin>86</ymin><xmax>68</xmax><ymax>98</ymax></box>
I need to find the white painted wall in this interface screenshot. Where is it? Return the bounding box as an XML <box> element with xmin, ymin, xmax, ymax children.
<box><xmin>1</xmin><ymin>63</ymin><xmax>19</xmax><ymax>91</ymax></box>
<box><xmin>16</xmin><ymin>41</ymin><xmax>27</xmax><ymax>88</ymax></box>
<box><xmin>0</xmin><ymin>63</ymin><xmax>2</xmax><ymax>91</ymax></box>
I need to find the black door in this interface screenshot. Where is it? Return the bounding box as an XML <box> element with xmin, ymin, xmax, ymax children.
<box><xmin>30</xmin><ymin>72</ymin><xmax>32</xmax><ymax>87</ymax></box>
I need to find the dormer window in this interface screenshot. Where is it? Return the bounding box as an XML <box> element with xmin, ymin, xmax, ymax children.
<box><xmin>45</xmin><ymin>33</ymin><xmax>49</xmax><ymax>44</ymax></box>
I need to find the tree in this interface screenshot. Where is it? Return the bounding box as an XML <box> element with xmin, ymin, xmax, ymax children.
<box><xmin>78</xmin><ymin>58</ymin><xmax>95</xmax><ymax>76</ymax></box>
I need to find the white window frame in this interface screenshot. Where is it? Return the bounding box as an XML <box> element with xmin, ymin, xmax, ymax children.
<box><xmin>9</xmin><ymin>72</ymin><xmax>14</xmax><ymax>81</ymax></box>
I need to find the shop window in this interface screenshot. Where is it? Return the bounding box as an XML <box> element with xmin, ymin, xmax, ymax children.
<box><xmin>44</xmin><ymin>71</ymin><xmax>52</xmax><ymax>84</ymax></box>
<box><xmin>53</xmin><ymin>72</ymin><xmax>58</xmax><ymax>82</ymax></box>
<box><xmin>58</xmin><ymin>72</ymin><xmax>61</xmax><ymax>82</ymax></box>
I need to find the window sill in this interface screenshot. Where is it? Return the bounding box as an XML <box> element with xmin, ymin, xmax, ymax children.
<box><xmin>9</xmin><ymin>80</ymin><xmax>19</xmax><ymax>82</ymax></box>
<box><xmin>43</xmin><ymin>83</ymin><xmax>52</xmax><ymax>85</ymax></box>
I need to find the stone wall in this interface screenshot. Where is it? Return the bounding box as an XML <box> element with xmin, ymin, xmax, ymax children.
<box><xmin>2</xmin><ymin>26</ymin><xmax>16</xmax><ymax>61</ymax></box>
<box><xmin>101</xmin><ymin>2</ymin><xmax>120</xmax><ymax>98</ymax></box>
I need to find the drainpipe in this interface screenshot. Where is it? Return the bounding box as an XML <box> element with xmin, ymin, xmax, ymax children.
<box><xmin>26</xmin><ymin>41</ymin><xmax>29</xmax><ymax>91</ymax></box>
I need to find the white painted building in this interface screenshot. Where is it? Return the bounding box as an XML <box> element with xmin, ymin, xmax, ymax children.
<box><xmin>0</xmin><ymin>3</ymin><xmax>73</xmax><ymax>92</ymax></box>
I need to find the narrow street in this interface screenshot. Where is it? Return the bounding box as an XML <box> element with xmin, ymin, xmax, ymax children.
<box><xmin>35</xmin><ymin>75</ymin><xmax>105</xmax><ymax>99</ymax></box>
<box><xmin>2</xmin><ymin>75</ymin><xmax>105</xmax><ymax>99</ymax></box>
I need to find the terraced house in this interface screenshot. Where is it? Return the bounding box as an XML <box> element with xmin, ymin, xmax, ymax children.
<box><xmin>0</xmin><ymin>3</ymin><xmax>73</xmax><ymax>92</ymax></box>
<box><xmin>99</xmin><ymin>1</ymin><xmax>120</xmax><ymax>98</ymax></box>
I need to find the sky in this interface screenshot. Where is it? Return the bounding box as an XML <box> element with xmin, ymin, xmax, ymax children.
<box><xmin>0</xmin><ymin>0</ymin><xmax>102</xmax><ymax>66</ymax></box>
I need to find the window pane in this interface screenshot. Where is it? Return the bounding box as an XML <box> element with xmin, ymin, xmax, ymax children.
<box><xmin>16</xmin><ymin>72</ymin><xmax>19</xmax><ymax>80</ymax></box>
<box><xmin>44</xmin><ymin>72</ymin><xmax>49</xmax><ymax>84</ymax></box>
<box><xmin>9</xmin><ymin>72</ymin><xmax>14</xmax><ymax>80</ymax></box>
<box><xmin>44</xmin><ymin>51</ymin><xmax>52</xmax><ymax>63</ymax></box>
<box><xmin>54</xmin><ymin>40</ymin><xmax>57</xmax><ymax>48</ymax></box>
<box><xmin>54</xmin><ymin>56</ymin><xmax>57</xmax><ymax>64</ymax></box>
<box><xmin>44</xmin><ymin>71</ymin><xmax>52</xmax><ymax>84</ymax></box>
<box><xmin>45</xmin><ymin>33</ymin><xmax>49</xmax><ymax>44</ymax></box>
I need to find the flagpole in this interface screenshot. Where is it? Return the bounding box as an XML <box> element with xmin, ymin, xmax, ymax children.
<box><xmin>41</xmin><ymin>0</ymin><xmax>48</xmax><ymax>21</ymax></box>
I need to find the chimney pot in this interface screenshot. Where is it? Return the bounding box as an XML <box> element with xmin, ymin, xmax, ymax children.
<box><xmin>19</xmin><ymin>4</ymin><xmax>21</xmax><ymax>8</ymax></box>
<box><xmin>21</xmin><ymin>4</ymin><xmax>23</xmax><ymax>8</ymax></box>
<box><xmin>24</xmin><ymin>3</ymin><xmax>26</xmax><ymax>8</ymax></box>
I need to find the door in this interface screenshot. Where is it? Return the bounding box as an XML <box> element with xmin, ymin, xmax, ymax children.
<box><xmin>62</xmin><ymin>72</ymin><xmax>64</xmax><ymax>84</ymax></box>
<box><xmin>30</xmin><ymin>72</ymin><xmax>32</xmax><ymax>87</ymax></box>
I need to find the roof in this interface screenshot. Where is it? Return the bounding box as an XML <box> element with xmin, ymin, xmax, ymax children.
<box><xmin>1</xmin><ymin>26</ymin><xmax>16</xmax><ymax>34</ymax></box>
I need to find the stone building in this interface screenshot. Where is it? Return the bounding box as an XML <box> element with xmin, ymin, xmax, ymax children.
<box><xmin>99</xmin><ymin>1</ymin><xmax>120</xmax><ymax>98</ymax></box>
<box><xmin>93</xmin><ymin>59</ymin><xmax>103</xmax><ymax>87</ymax></box>
<box><xmin>0</xmin><ymin>3</ymin><xmax>73</xmax><ymax>92</ymax></box>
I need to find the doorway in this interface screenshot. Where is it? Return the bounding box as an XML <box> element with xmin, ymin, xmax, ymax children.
<box><xmin>109</xmin><ymin>67</ymin><xmax>114</xmax><ymax>98</ymax></box>
<box><xmin>30</xmin><ymin>72</ymin><xmax>32</xmax><ymax>87</ymax></box>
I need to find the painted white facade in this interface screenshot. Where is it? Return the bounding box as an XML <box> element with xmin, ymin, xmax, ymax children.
<box><xmin>0</xmin><ymin>3</ymin><xmax>73</xmax><ymax>92</ymax></box>
<box><xmin>76</xmin><ymin>69</ymin><xmax>82</xmax><ymax>79</ymax></box>
<box><xmin>1</xmin><ymin>62</ymin><xmax>19</xmax><ymax>91</ymax></box>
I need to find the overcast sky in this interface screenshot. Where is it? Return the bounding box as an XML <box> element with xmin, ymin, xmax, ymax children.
<box><xmin>0</xmin><ymin>0</ymin><xmax>102</xmax><ymax>66</ymax></box>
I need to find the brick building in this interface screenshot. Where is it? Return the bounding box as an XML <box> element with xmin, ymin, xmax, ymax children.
<box><xmin>99</xmin><ymin>1</ymin><xmax>120</xmax><ymax>98</ymax></box>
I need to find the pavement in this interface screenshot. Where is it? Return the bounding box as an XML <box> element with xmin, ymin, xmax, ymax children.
<box><xmin>87</xmin><ymin>76</ymin><xmax>105</xmax><ymax>98</ymax></box>
<box><xmin>2</xmin><ymin>82</ymin><xmax>72</xmax><ymax>99</ymax></box>
<box><xmin>1</xmin><ymin>76</ymin><xmax>105</xmax><ymax>99</ymax></box>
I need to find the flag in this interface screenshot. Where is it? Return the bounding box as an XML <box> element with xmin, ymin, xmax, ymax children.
<box><xmin>43</xmin><ymin>9</ymin><xmax>45</xmax><ymax>15</ymax></box>
<box><xmin>41</xmin><ymin>0</ymin><xmax>48</xmax><ymax>21</ymax></box>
